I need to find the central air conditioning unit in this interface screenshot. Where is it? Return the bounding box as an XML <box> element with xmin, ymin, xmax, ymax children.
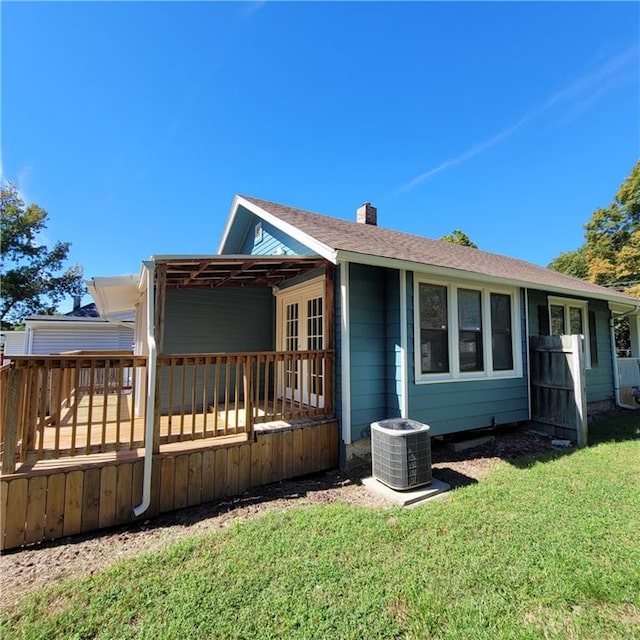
<box><xmin>371</xmin><ymin>418</ymin><xmax>432</xmax><ymax>490</ymax></box>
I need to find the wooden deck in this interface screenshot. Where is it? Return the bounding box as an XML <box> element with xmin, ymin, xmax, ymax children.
<box><xmin>1</xmin><ymin>350</ymin><xmax>339</xmax><ymax>551</ymax></box>
<box><xmin>1</xmin><ymin>417</ymin><xmax>339</xmax><ymax>550</ymax></box>
<box><xmin>27</xmin><ymin>392</ymin><xmax>255</xmax><ymax>462</ymax></box>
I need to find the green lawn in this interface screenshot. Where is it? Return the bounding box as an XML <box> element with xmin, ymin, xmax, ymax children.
<box><xmin>2</xmin><ymin>411</ymin><xmax>639</xmax><ymax>640</ymax></box>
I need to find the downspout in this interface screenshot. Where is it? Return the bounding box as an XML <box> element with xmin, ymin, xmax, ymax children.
<box><xmin>399</xmin><ymin>269</ymin><xmax>408</xmax><ymax>419</ymax></box>
<box><xmin>610</xmin><ymin>311</ymin><xmax>637</xmax><ymax>410</ymax></box>
<box><xmin>133</xmin><ymin>261</ymin><xmax>157</xmax><ymax>517</ymax></box>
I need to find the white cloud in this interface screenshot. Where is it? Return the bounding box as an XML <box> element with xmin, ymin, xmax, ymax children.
<box><xmin>396</xmin><ymin>46</ymin><xmax>639</xmax><ymax>195</ymax></box>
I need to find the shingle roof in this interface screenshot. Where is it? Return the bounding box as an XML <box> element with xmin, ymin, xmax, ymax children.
<box><xmin>240</xmin><ymin>195</ymin><xmax>638</xmax><ymax>305</ymax></box>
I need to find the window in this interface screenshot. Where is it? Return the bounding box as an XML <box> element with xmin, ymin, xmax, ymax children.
<box><xmin>418</xmin><ymin>283</ymin><xmax>449</xmax><ymax>374</ymax></box>
<box><xmin>415</xmin><ymin>278</ymin><xmax>521</xmax><ymax>382</ymax></box>
<box><xmin>458</xmin><ymin>289</ymin><xmax>483</xmax><ymax>372</ymax></box>
<box><xmin>491</xmin><ymin>293</ymin><xmax>514</xmax><ymax>371</ymax></box>
<box><xmin>547</xmin><ymin>296</ymin><xmax>592</xmax><ymax>368</ymax></box>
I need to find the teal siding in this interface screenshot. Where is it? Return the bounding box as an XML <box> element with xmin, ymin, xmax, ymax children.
<box><xmin>348</xmin><ymin>264</ymin><xmax>387</xmax><ymax>442</ymax></box>
<box><xmin>405</xmin><ymin>273</ymin><xmax>529</xmax><ymax>437</ymax></box>
<box><xmin>527</xmin><ymin>289</ymin><xmax>614</xmax><ymax>403</ymax></box>
<box><xmin>160</xmin><ymin>288</ymin><xmax>274</xmax><ymax>413</ymax></box>
<box><xmin>220</xmin><ymin>206</ymin><xmax>314</xmax><ymax>256</ymax></box>
<box><xmin>163</xmin><ymin>289</ymin><xmax>273</xmax><ymax>354</ymax></box>
<box><xmin>239</xmin><ymin>213</ymin><xmax>314</xmax><ymax>256</ymax></box>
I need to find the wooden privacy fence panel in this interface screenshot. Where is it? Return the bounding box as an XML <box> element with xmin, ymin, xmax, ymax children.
<box><xmin>0</xmin><ymin>421</ymin><xmax>339</xmax><ymax>551</ymax></box>
<box><xmin>529</xmin><ymin>335</ymin><xmax>587</xmax><ymax>446</ymax></box>
<box><xmin>0</xmin><ymin>355</ymin><xmax>148</xmax><ymax>473</ymax></box>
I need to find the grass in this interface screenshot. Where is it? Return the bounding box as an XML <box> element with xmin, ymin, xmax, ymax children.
<box><xmin>2</xmin><ymin>411</ymin><xmax>639</xmax><ymax>640</ymax></box>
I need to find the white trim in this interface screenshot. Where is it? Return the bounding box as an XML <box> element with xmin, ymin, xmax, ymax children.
<box><xmin>413</xmin><ymin>274</ymin><xmax>523</xmax><ymax>384</ymax></box>
<box><xmin>335</xmin><ymin>250</ymin><xmax>637</xmax><ymax>307</ymax></box>
<box><xmin>340</xmin><ymin>261</ymin><xmax>351</xmax><ymax>444</ymax></box>
<box><xmin>275</xmin><ymin>276</ymin><xmax>325</xmax><ymax>350</ymax></box>
<box><xmin>547</xmin><ymin>295</ymin><xmax>591</xmax><ymax>369</ymax></box>
<box><xmin>399</xmin><ymin>270</ymin><xmax>409</xmax><ymax>418</ymax></box>
<box><xmin>218</xmin><ymin>194</ymin><xmax>243</xmax><ymax>254</ymax></box>
<box><xmin>219</xmin><ymin>196</ymin><xmax>338</xmax><ymax>263</ymax></box>
<box><xmin>133</xmin><ymin>261</ymin><xmax>157</xmax><ymax>518</ymax></box>
<box><xmin>609</xmin><ymin>300</ymin><xmax>640</xmax><ymax>315</ymax></box>
<box><xmin>86</xmin><ymin>274</ymin><xmax>140</xmax><ymax>319</ymax></box>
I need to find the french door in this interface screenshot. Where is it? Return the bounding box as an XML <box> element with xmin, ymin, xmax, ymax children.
<box><xmin>276</xmin><ymin>278</ymin><xmax>325</xmax><ymax>408</ymax></box>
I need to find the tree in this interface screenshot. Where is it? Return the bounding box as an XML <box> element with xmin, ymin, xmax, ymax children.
<box><xmin>1</xmin><ymin>183</ymin><xmax>85</xmax><ymax>328</ymax></box>
<box><xmin>549</xmin><ymin>160</ymin><xmax>640</xmax><ymax>295</ymax></box>
<box><xmin>548</xmin><ymin>160</ymin><xmax>640</xmax><ymax>355</ymax></box>
<box><xmin>439</xmin><ymin>229</ymin><xmax>478</xmax><ymax>248</ymax></box>
<box><xmin>547</xmin><ymin>247</ymin><xmax>589</xmax><ymax>280</ymax></box>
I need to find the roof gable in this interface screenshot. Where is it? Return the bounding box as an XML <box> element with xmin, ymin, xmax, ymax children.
<box><xmin>234</xmin><ymin>195</ymin><xmax>639</xmax><ymax>307</ymax></box>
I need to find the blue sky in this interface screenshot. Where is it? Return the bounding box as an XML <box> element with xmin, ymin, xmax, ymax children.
<box><xmin>2</xmin><ymin>1</ymin><xmax>639</xmax><ymax>310</ymax></box>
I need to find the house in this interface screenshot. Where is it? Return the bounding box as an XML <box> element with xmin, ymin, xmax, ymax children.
<box><xmin>94</xmin><ymin>194</ymin><xmax>640</xmax><ymax>459</ymax></box>
<box><xmin>3</xmin><ymin>194</ymin><xmax>639</xmax><ymax>550</ymax></box>
<box><xmin>1</xmin><ymin>299</ymin><xmax>134</xmax><ymax>358</ymax></box>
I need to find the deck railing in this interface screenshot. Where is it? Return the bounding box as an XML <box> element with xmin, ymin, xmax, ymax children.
<box><xmin>157</xmin><ymin>350</ymin><xmax>333</xmax><ymax>444</ymax></box>
<box><xmin>0</xmin><ymin>354</ymin><xmax>148</xmax><ymax>473</ymax></box>
<box><xmin>0</xmin><ymin>350</ymin><xmax>333</xmax><ymax>473</ymax></box>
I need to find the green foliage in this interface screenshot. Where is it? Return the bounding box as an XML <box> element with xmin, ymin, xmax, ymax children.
<box><xmin>439</xmin><ymin>229</ymin><xmax>478</xmax><ymax>248</ymax></box>
<box><xmin>0</xmin><ymin>183</ymin><xmax>85</xmax><ymax>327</ymax></box>
<box><xmin>549</xmin><ymin>160</ymin><xmax>640</xmax><ymax>296</ymax></box>
<box><xmin>2</xmin><ymin>413</ymin><xmax>639</xmax><ymax>640</ymax></box>
<box><xmin>547</xmin><ymin>247</ymin><xmax>589</xmax><ymax>280</ymax></box>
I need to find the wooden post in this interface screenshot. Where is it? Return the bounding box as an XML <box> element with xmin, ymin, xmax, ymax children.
<box><xmin>571</xmin><ymin>334</ymin><xmax>588</xmax><ymax>447</ymax></box>
<box><xmin>152</xmin><ymin>366</ymin><xmax>162</xmax><ymax>455</ymax></box>
<box><xmin>155</xmin><ymin>264</ymin><xmax>167</xmax><ymax>356</ymax></box>
<box><xmin>152</xmin><ymin>265</ymin><xmax>167</xmax><ymax>454</ymax></box>
<box><xmin>2</xmin><ymin>368</ymin><xmax>23</xmax><ymax>475</ymax></box>
<box><xmin>243</xmin><ymin>356</ymin><xmax>253</xmax><ymax>439</ymax></box>
<box><xmin>324</xmin><ymin>264</ymin><xmax>335</xmax><ymax>354</ymax></box>
<box><xmin>324</xmin><ymin>264</ymin><xmax>335</xmax><ymax>415</ymax></box>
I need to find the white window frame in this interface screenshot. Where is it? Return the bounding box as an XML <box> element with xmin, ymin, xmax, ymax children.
<box><xmin>414</xmin><ymin>276</ymin><xmax>523</xmax><ymax>384</ymax></box>
<box><xmin>547</xmin><ymin>296</ymin><xmax>591</xmax><ymax>369</ymax></box>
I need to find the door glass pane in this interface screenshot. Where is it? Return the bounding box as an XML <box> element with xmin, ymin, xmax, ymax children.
<box><xmin>286</xmin><ymin>303</ymin><xmax>298</xmax><ymax>350</ymax></box>
<box><xmin>419</xmin><ymin>284</ymin><xmax>449</xmax><ymax>373</ymax></box>
<box><xmin>569</xmin><ymin>307</ymin><xmax>583</xmax><ymax>334</ymax></box>
<box><xmin>458</xmin><ymin>289</ymin><xmax>483</xmax><ymax>371</ymax></box>
<box><xmin>491</xmin><ymin>293</ymin><xmax>513</xmax><ymax>371</ymax></box>
<box><xmin>550</xmin><ymin>305</ymin><xmax>565</xmax><ymax>334</ymax></box>
<box><xmin>307</xmin><ymin>297</ymin><xmax>324</xmax><ymax>395</ymax></box>
<box><xmin>285</xmin><ymin>303</ymin><xmax>298</xmax><ymax>389</ymax></box>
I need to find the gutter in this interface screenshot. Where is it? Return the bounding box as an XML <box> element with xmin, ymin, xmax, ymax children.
<box><xmin>133</xmin><ymin>261</ymin><xmax>157</xmax><ymax>517</ymax></box>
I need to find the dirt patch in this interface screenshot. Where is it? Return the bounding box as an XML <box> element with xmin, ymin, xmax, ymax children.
<box><xmin>0</xmin><ymin>424</ymin><xmax>556</xmax><ymax>610</ymax></box>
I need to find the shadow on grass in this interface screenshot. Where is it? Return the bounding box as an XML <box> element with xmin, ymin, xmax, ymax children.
<box><xmin>588</xmin><ymin>408</ymin><xmax>640</xmax><ymax>445</ymax></box>
<box><xmin>508</xmin><ymin>408</ymin><xmax>640</xmax><ymax>470</ymax></box>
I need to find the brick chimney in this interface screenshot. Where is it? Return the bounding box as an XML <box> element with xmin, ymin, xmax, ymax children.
<box><xmin>356</xmin><ymin>202</ymin><xmax>377</xmax><ymax>225</ymax></box>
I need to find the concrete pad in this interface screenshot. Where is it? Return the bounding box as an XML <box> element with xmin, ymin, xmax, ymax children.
<box><xmin>361</xmin><ymin>476</ymin><xmax>451</xmax><ymax>507</ymax></box>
